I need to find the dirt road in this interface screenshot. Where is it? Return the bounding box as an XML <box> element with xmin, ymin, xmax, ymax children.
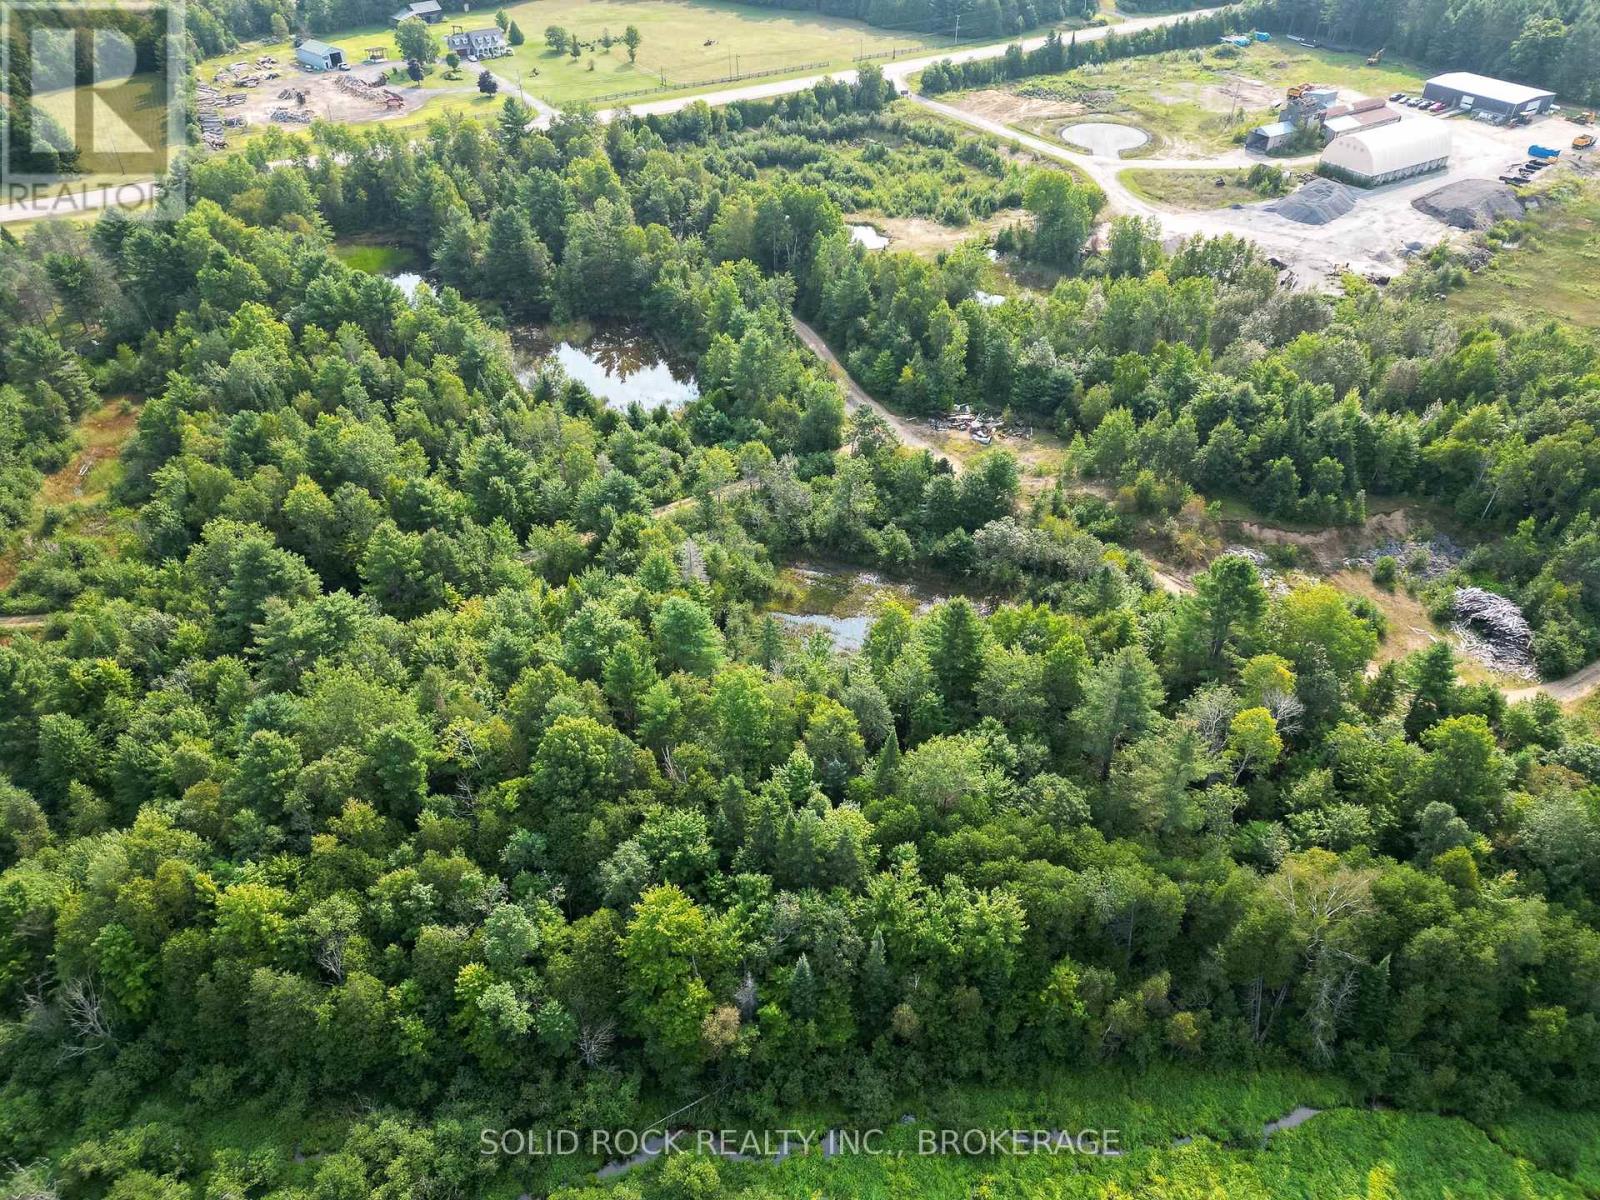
<box><xmin>788</xmin><ymin>315</ymin><xmax>959</xmax><ymax>472</ymax></box>
<box><xmin>1506</xmin><ymin>658</ymin><xmax>1600</xmax><ymax>706</ymax></box>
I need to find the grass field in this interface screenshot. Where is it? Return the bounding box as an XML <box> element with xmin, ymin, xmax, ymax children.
<box><xmin>1120</xmin><ymin>165</ymin><xmax>1286</xmax><ymax>209</ymax></box>
<box><xmin>1447</xmin><ymin>179</ymin><xmax>1600</xmax><ymax>329</ymax></box>
<box><xmin>493</xmin><ymin>0</ymin><xmax>950</xmax><ymax>105</ymax></box>
<box><xmin>192</xmin><ymin>0</ymin><xmax>958</xmax><ymax>115</ymax></box>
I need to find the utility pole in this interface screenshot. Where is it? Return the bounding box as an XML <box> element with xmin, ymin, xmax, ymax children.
<box><xmin>952</xmin><ymin>11</ymin><xmax>960</xmax><ymax>47</ymax></box>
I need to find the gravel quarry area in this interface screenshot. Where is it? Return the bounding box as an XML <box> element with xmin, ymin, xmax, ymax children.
<box><xmin>1268</xmin><ymin>178</ymin><xmax>1358</xmax><ymax>226</ymax></box>
<box><xmin>1412</xmin><ymin>179</ymin><xmax>1526</xmax><ymax>230</ymax></box>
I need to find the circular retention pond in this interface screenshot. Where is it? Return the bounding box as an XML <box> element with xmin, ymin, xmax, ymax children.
<box><xmin>1061</xmin><ymin>122</ymin><xmax>1150</xmax><ymax>158</ymax></box>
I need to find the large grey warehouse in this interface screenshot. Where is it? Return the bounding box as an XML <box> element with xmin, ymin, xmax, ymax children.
<box><xmin>1421</xmin><ymin>72</ymin><xmax>1556</xmax><ymax>121</ymax></box>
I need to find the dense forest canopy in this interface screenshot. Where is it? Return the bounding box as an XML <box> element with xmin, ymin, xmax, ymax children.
<box><xmin>2</xmin><ymin>57</ymin><xmax>1600</xmax><ymax>1200</ymax></box>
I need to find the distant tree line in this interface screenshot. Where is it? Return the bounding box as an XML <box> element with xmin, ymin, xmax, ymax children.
<box><xmin>918</xmin><ymin>10</ymin><xmax>1255</xmax><ymax>93</ymax></box>
<box><xmin>1249</xmin><ymin>0</ymin><xmax>1600</xmax><ymax>106</ymax></box>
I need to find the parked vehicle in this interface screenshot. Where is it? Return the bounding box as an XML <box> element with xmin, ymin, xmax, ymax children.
<box><xmin>1391</xmin><ymin>92</ymin><xmax>1406</xmax><ymax>101</ymax></box>
<box><xmin>1430</xmin><ymin>102</ymin><xmax>1448</xmax><ymax>113</ymax></box>
<box><xmin>1574</xmin><ymin>134</ymin><xmax>1597</xmax><ymax>150</ymax></box>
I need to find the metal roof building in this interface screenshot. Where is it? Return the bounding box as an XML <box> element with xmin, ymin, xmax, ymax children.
<box><xmin>1422</xmin><ymin>72</ymin><xmax>1555</xmax><ymax>119</ymax></box>
<box><xmin>1247</xmin><ymin>120</ymin><xmax>1299</xmax><ymax>153</ymax></box>
<box><xmin>1320</xmin><ymin>121</ymin><xmax>1451</xmax><ymax>187</ymax></box>
<box><xmin>295</xmin><ymin>39</ymin><xmax>346</xmax><ymax>70</ymax></box>
<box><xmin>1323</xmin><ymin>106</ymin><xmax>1401</xmax><ymax>141</ymax></box>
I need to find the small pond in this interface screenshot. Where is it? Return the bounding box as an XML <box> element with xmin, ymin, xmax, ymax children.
<box><xmin>388</xmin><ymin>272</ymin><xmax>426</xmax><ymax>302</ymax></box>
<box><xmin>849</xmin><ymin>223</ymin><xmax>891</xmax><ymax>250</ymax></box>
<box><xmin>1061</xmin><ymin>122</ymin><xmax>1150</xmax><ymax>158</ymax></box>
<box><xmin>513</xmin><ymin>325</ymin><xmax>699</xmax><ymax>413</ymax></box>
<box><xmin>766</xmin><ymin>562</ymin><xmax>983</xmax><ymax>652</ymax></box>
<box><xmin>331</xmin><ymin>240</ymin><xmax>429</xmax><ymax>303</ymax></box>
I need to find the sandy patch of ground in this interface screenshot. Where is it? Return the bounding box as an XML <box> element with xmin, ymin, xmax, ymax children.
<box><xmin>1231</xmin><ymin>508</ymin><xmax>1415</xmax><ymax>571</ymax></box>
<box><xmin>955</xmin><ymin>88</ymin><xmax>1085</xmax><ymax>125</ymax></box>
<box><xmin>1328</xmin><ymin>569</ymin><xmax>1444</xmax><ymax>666</ymax></box>
<box><xmin>1198</xmin><ymin>76</ymin><xmax>1281</xmax><ymax>111</ymax></box>
<box><xmin>204</xmin><ymin>64</ymin><xmax>459</xmax><ymax>141</ymax></box>
<box><xmin>861</xmin><ymin>209</ymin><xmax>1023</xmax><ymax>254</ymax></box>
<box><xmin>1062</xmin><ymin>122</ymin><xmax>1149</xmax><ymax>157</ymax></box>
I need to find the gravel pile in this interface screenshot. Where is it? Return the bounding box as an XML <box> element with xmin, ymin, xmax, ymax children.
<box><xmin>1268</xmin><ymin>178</ymin><xmax>1357</xmax><ymax>226</ymax></box>
<box><xmin>1223</xmin><ymin>545</ymin><xmax>1269</xmax><ymax>567</ymax></box>
<box><xmin>1412</xmin><ymin>180</ymin><xmax>1525</xmax><ymax>231</ymax></box>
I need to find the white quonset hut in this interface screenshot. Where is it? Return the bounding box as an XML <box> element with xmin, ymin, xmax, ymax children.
<box><xmin>1320</xmin><ymin>121</ymin><xmax>1451</xmax><ymax>187</ymax></box>
<box><xmin>1422</xmin><ymin>72</ymin><xmax>1555</xmax><ymax>121</ymax></box>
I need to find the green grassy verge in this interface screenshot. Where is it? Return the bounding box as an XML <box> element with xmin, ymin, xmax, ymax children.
<box><xmin>1447</xmin><ymin>179</ymin><xmax>1600</xmax><ymax>330</ymax></box>
<box><xmin>1119</xmin><ymin>166</ymin><xmax>1283</xmax><ymax>210</ymax></box>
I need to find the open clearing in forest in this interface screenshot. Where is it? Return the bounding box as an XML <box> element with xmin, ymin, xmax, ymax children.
<box><xmin>1446</xmin><ymin>178</ymin><xmax>1600</xmax><ymax>330</ymax></box>
<box><xmin>196</xmin><ymin>0</ymin><xmax>962</xmax><ymax>122</ymax></box>
<box><xmin>28</xmin><ymin>75</ymin><xmax>171</xmax><ymax>188</ymax></box>
<box><xmin>39</xmin><ymin>399</ymin><xmax>140</xmax><ymax>509</ymax></box>
<box><xmin>0</xmin><ymin>398</ymin><xmax>140</xmax><ymax>601</ymax></box>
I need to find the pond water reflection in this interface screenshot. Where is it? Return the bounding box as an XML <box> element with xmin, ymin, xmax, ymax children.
<box><xmin>848</xmin><ymin>223</ymin><xmax>891</xmax><ymax>250</ymax></box>
<box><xmin>514</xmin><ymin>325</ymin><xmax>699</xmax><ymax>412</ymax></box>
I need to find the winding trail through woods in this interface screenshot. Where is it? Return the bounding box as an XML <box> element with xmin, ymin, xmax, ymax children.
<box><xmin>789</xmin><ymin>315</ymin><xmax>959</xmax><ymax>472</ymax></box>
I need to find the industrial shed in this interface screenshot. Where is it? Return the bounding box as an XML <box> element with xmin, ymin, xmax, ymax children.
<box><xmin>1320</xmin><ymin>121</ymin><xmax>1451</xmax><ymax>187</ymax></box>
<box><xmin>1422</xmin><ymin>72</ymin><xmax>1555</xmax><ymax>120</ymax></box>
<box><xmin>295</xmin><ymin>39</ymin><xmax>346</xmax><ymax>71</ymax></box>
<box><xmin>1323</xmin><ymin>106</ymin><xmax>1401</xmax><ymax>141</ymax></box>
<box><xmin>1247</xmin><ymin>121</ymin><xmax>1299</xmax><ymax>153</ymax></box>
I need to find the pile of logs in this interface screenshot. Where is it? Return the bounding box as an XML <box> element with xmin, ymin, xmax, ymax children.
<box><xmin>1452</xmin><ymin>587</ymin><xmax>1535</xmax><ymax>674</ymax></box>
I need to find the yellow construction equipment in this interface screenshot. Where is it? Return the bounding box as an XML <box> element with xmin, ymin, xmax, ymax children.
<box><xmin>1366</xmin><ymin>47</ymin><xmax>1386</xmax><ymax>65</ymax></box>
<box><xmin>1575</xmin><ymin>134</ymin><xmax>1598</xmax><ymax>151</ymax></box>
